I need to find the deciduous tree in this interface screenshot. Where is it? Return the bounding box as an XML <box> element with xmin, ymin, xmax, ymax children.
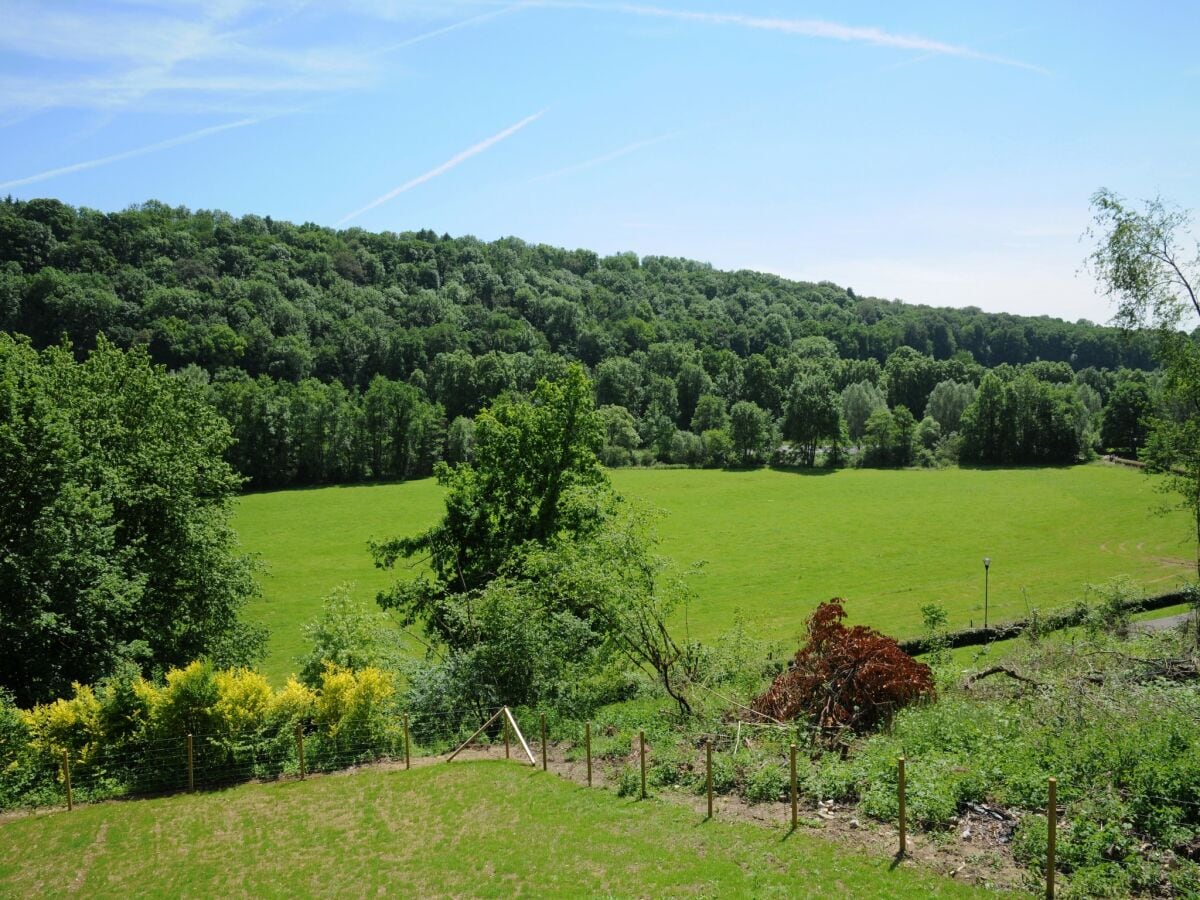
<box><xmin>0</xmin><ymin>335</ymin><xmax>261</xmax><ymax>706</ymax></box>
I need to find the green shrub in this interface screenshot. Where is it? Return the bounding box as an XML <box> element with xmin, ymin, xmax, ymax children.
<box><xmin>801</xmin><ymin>754</ymin><xmax>857</xmax><ymax>802</ymax></box>
<box><xmin>616</xmin><ymin>766</ymin><xmax>642</xmax><ymax>798</ymax></box>
<box><xmin>648</xmin><ymin>748</ymin><xmax>684</xmax><ymax>787</ymax></box>
<box><xmin>1063</xmin><ymin>863</ymin><xmax>1131</xmax><ymax>899</ymax></box>
<box><xmin>745</xmin><ymin>762</ymin><xmax>788</xmax><ymax>804</ymax></box>
<box><xmin>1011</xmin><ymin>813</ymin><xmax>1049</xmax><ymax>869</ymax></box>
<box><xmin>692</xmin><ymin>752</ymin><xmax>738</xmax><ymax>796</ymax></box>
<box><xmin>1168</xmin><ymin>859</ymin><xmax>1200</xmax><ymax>897</ymax></box>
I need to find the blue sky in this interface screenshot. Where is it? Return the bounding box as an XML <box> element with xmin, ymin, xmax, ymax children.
<box><xmin>1</xmin><ymin>1</ymin><xmax>1197</xmax><ymax>322</ymax></box>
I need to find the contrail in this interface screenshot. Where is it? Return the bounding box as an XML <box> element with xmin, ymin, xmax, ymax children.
<box><xmin>337</xmin><ymin>108</ymin><xmax>547</xmax><ymax>226</ymax></box>
<box><xmin>523</xmin><ymin>1</ymin><xmax>1048</xmax><ymax>74</ymax></box>
<box><xmin>368</xmin><ymin>3</ymin><xmax>530</xmax><ymax>57</ymax></box>
<box><xmin>528</xmin><ymin>130</ymin><xmax>679</xmax><ymax>183</ymax></box>
<box><xmin>0</xmin><ymin>116</ymin><xmax>261</xmax><ymax>190</ymax></box>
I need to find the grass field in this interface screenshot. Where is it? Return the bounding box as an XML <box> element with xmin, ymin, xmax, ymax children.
<box><xmin>0</xmin><ymin>761</ymin><xmax>986</xmax><ymax>898</ymax></box>
<box><xmin>235</xmin><ymin>464</ymin><xmax>1194</xmax><ymax>682</ymax></box>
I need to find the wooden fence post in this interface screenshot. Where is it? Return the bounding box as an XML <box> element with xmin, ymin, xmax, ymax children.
<box><xmin>639</xmin><ymin>730</ymin><xmax>647</xmax><ymax>800</ymax></box>
<box><xmin>62</xmin><ymin>751</ymin><xmax>72</xmax><ymax>811</ymax></box>
<box><xmin>897</xmin><ymin>756</ymin><xmax>906</xmax><ymax>857</ymax></box>
<box><xmin>296</xmin><ymin>726</ymin><xmax>306</xmax><ymax>779</ymax></box>
<box><xmin>1047</xmin><ymin>777</ymin><xmax>1057</xmax><ymax>900</ymax></box>
<box><xmin>187</xmin><ymin>733</ymin><xmax>194</xmax><ymax>792</ymax></box>
<box><xmin>705</xmin><ymin>740</ymin><xmax>713</xmax><ymax>819</ymax></box>
<box><xmin>403</xmin><ymin>714</ymin><xmax>411</xmax><ymax>770</ymax></box>
<box><xmin>540</xmin><ymin>713</ymin><xmax>548</xmax><ymax>771</ymax></box>
<box><xmin>585</xmin><ymin>721</ymin><xmax>592</xmax><ymax>787</ymax></box>
<box><xmin>790</xmin><ymin>743</ymin><xmax>798</xmax><ymax>830</ymax></box>
<box><xmin>503</xmin><ymin>713</ymin><xmax>510</xmax><ymax>759</ymax></box>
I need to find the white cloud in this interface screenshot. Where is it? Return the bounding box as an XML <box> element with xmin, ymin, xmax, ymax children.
<box><xmin>338</xmin><ymin>109</ymin><xmax>547</xmax><ymax>225</ymax></box>
<box><xmin>0</xmin><ymin>1</ymin><xmax>517</xmax><ymax>117</ymax></box>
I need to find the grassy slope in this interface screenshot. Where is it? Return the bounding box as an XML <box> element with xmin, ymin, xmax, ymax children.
<box><xmin>0</xmin><ymin>761</ymin><xmax>985</xmax><ymax>898</ymax></box>
<box><xmin>236</xmin><ymin>464</ymin><xmax>1193</xmax><ymax>682</ymax></box>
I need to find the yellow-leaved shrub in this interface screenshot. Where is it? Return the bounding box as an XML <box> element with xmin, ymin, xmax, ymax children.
<box><xmin>5</xmin><ymin>660</ymin><xmax>404</xmax><ymax>808</ymax></box>
<box><xmin>212</xmin><ymin>668</ymin><xmax>273</xmax><ymax>735</ymax></box>
<box><xmin>315</xmin><ymin>664</ymin><xmax>397</xmax><ymax>748</ymax></box>
<box><xmin>269</xmin><ymin>677</ymin><xmax>316</xmax><ymax>729</ymax></box>
<box><xmin>23</xmin><ymin>683</ymin><xmax>102</xmax><ymax>763</ymax></box>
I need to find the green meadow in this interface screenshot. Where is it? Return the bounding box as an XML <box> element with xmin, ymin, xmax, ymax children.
<box><xmin>0</xmin><ymin>761</ymin><xmax>985</xmax><ymax>898</ymax></box>
<box><xmin>236</xmin><ymin>464</ymin><xmax>1194</xmax><ymax>683</ymax></box>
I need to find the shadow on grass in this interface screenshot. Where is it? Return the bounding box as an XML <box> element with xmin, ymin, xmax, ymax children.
<box><xmin>240</xmin><ymin>475</ymin><xmax>436</xmax><ymax>497</ymax></box>
<box><xmin>764</xmin><ymin>464</ymin><xmax>838</xmax><ymax>477</ymax></box>
<box><xmin>954</xmin><ymin>462</ymin><xmax>1083</xmax><ymax>472</ymax></box>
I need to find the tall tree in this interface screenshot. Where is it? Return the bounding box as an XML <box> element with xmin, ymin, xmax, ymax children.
<box><xmin>841</xmin><ymin>380</ymin><xmax>887</xmax><ymax>443</ymax></box>
<box><xmin>0</xmin><ymin>335</ymin><xmax>261</xmax><ymax>705</ymax></box>
<box><xmin>1100</xmin><ymin>374</ymin><xmax>1153</xmax><ymax>456</ymax></box>
<box><xmin>372</xmin><ymin>364</ymin><xmax>610</xmax><ymax>646</ymax></box>
<box><xmin>1088</xmin><ymin>189</ymin><xmax>1200</xmax><ymax>573</ymax></box>
<box><xmin>924</xmin><ymin>379</ymin><xmax>976</xmax><ymax>433</ymax></box>
<box><xmin>729</xmin><ymin>400</ymin><xmax>771</xmax><ymax>465</ymax></box>
<box><xmin>782</xmin><ymin>373</ymin><xmax>841</xmax><ymax>467</ymax></box>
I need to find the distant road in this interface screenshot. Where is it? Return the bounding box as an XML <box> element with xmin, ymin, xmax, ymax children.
<box><xmin>1136</xmin><ymin>610</ymin><xmax>1195</xmax><ymax>633</ymax></box>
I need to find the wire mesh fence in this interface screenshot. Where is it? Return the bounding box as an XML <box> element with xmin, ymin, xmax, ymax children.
<box><xmin>10</xmin><ymin>706</ymin><xmax>1197</xmax><ymax>899</ymax></box>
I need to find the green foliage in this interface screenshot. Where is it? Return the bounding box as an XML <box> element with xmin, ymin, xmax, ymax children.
<box><xmin>728</xmin><ymin>400</ymin><xmax>771</xmax><ymax>465</ymax></box>
<box><xmin>924</xmin><ymin>380</ymin><xmax>975</xmax><ymax>434</ymax></box>
<box><xmin>959</xmin><ymin>372</ymin><xmax>1083</xmax><ymax>464</ymax></box>
<box><xmin>298</xmin><ymin>583</ymin><xmax>399</xmax><ymax>687</ymax></box>
<box><xmin>0</xmin><ymin>334</ymin><xmax>262</xmax><ymax>705</ymax></box>
<box><xmin>445</xmin><ymin>415</ymin><xmax>476</xmax><ymax>465</ymax></box>
<box><xmin>648</xmin><ymin>747</ymin><xmax>685</xmax><ymax>787</ymax></box>
<box><xmin>1087</xmin><ymin>190</ymin><xmax>1200</xmax><ymax>572</ymax></box>
<box><xmin>800</xmin><ymin>628</ymin><xmax>1200</xmax><ymax>889</ymax></box>
<box><xmin>1143</xmin><ymin>334</ymin><xmax>1200</xmax><ymax>576</ymax></box>
<box><xmin>615</xmin><ymin>764</ymin><xmax>642</xmax><ymax>797</ymax></box>
<box><xmin>700</xmin><ymin>427</ymin><xmax>733</xmax><ymax>467</ymax></box>
<box><xmin>860</xmin><ymin>405</ymin><xmax>916</xmax><ymax>467</ymax></box>
<box><xmin>691</xmin><ymin>750</ymin><xmax>738</xmax><ymax>796</ymax></box>
<box><xmin>1099</xmin><ymin>373</ymin><xmax>1153</xmax><ymax>456</ymax></box>
<box><xmin>744</xmin><ymin>761</ymin><xmax>789</xmax><ymax>803</ymax></box>
<box><xmin>782</xmin><ymin>372</ymin><xmax>841</xmax><ymax>467</ymax></box>
<box><xmin>0</xmin><ymin>658</ymin><xmax>407</xmax><ymax>809</ymax></box>
<box><xmin>373</xmin><ymin>364</ymin><xmax>610</xmax><ymax>646</ymax></box>
<box><xmin>372</xmin><ymin>369</ymin><xmax>694</xmax><ymax>722</ymax></box>
<box><xmin>841</xmin><ymin>380</ymin><xmax>887</xmax><ymax>442</ymax></box>
<box><xmin>0</xmin><ymin>196</ymin><xmax>1164</xmax><ymax>492</ymax></box>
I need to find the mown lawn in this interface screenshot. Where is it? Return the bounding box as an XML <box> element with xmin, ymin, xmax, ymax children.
<box><xmin>236</xmin><ymin>464</ymin><xmax>1193</xmax><ymax>682</ymax></box>
<box><xmin>0</xmin><ymin>761</ymin><xmax>986</xmax><ymax>898</ymax></box>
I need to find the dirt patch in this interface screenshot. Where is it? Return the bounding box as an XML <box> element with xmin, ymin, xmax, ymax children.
<box><xmin>68</xmin><ymin>821</ymin><xmax>109</xmax><ymax>893</ymax></box>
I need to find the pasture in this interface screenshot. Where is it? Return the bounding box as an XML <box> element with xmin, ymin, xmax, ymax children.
<box><xmin>0</xmin><ymin>761</ymin><xmax>985</xmax><ymax>898</ymax></box>
<box><xmin>235</xmin><ymin>464</ymin><xmax>1194</xmax><ymax>682</ymax></box>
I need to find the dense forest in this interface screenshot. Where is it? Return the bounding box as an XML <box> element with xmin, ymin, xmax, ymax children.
<box><xmin>0</xmin><ymin>197</ymin><xmax>1164</xmax><ymax>487</ymax></box>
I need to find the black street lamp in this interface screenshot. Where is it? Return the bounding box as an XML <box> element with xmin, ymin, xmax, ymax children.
<box><xmin>983</xmin><ymin>557</ymin><xmax>991</xmax><ymax>630</ymax></box>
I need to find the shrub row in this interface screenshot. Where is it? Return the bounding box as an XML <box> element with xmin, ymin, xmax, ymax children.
<box><xmin>0</xmin><ymin>661</ymin><xmax>401</xmax><ymax>810</ymax></box>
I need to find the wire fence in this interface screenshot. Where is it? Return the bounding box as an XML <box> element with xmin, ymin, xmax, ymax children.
<box><xmin>13</xmin><ymin>706</ymin><xmax>1197</xmax><ymax>900</ymax></box>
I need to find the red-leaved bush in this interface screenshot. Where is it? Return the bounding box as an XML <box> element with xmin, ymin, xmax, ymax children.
<box><xmin>751</xmin><ymin>598</ymin><xmax>934</xmax><ymax>735</ymax></box>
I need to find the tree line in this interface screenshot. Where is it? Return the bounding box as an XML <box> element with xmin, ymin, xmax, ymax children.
<box><xmin>0</xmin><ymin>196</ymin><xmax>1169</xmax><ymax>485</ymax></box>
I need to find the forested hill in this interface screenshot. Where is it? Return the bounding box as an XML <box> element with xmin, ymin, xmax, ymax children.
<box><xmin>1</xmin><ymin>197</ymin><xmax>1149</xmax><ymax>375</ymax></box>
<box><xmin>0</xmin><ymin>197</ymin><xmax>1157</xmax><ymax>486</ymax></box>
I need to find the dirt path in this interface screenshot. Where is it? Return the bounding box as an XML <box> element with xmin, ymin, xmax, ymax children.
<box><xmin>1135</xmin><ymin>610</ymin><xmax>1195</xmax><ymax>633</ymax></box>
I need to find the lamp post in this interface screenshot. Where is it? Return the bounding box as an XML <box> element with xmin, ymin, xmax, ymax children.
<box><xmin>983</xmin><ymin>557</ymin><xmax>991</xmax><ymax>630</ymax></box>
